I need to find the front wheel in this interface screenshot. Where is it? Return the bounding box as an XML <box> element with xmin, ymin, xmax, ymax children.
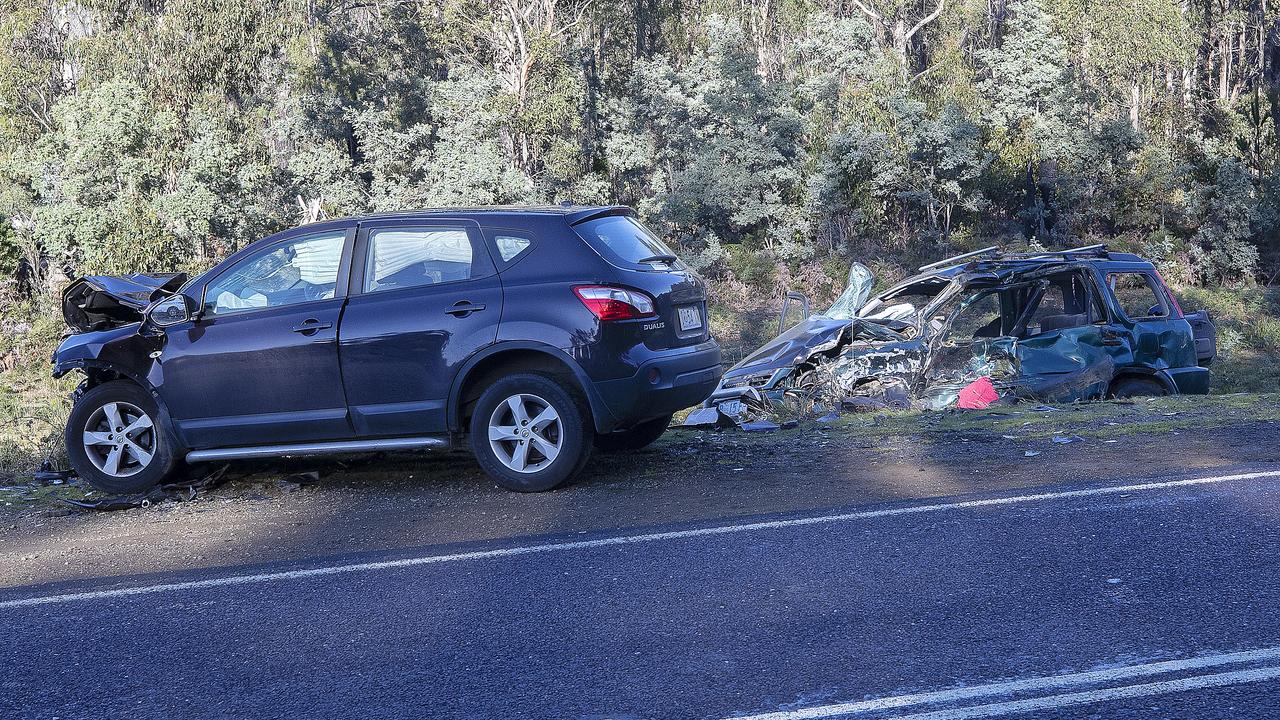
<box><xmin>65</xmin><ymin>380</ymin><xmax>180</xmax><ymax>493</ymax></box>
<box><xmin>469</xmin><ymin>374</ymin><xmax>592</xmax><ymax>492</ymax></box>
<box><xmin>593</xmin><ymin>414</ymin><xmax>673</xmax><ymax>453</ymax></box>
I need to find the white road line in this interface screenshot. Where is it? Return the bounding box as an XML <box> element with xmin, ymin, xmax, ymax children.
<box><xmin>726</xmin><ymin>645</ymin><xmax>1280</xmax><ymax>720</ymax></box>
<box><xmin>2</xmin><ymin>468</ymin><xmax>1278</xmax><ymax>610</ymax></box>
<box><xmin>878</xmin><ymin>665</ymin><xmax>1280</xmax><ymax>720</ymax></box>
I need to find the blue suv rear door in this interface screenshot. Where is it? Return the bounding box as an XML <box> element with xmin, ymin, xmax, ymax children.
<box><xmin>338</xmin><ymin>218</ymin><xmax>501</xmax><ymax>436</ymax></box>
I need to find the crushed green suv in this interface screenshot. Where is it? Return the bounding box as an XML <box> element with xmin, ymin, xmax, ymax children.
<box><xmin>697</xmin><ymin>244</ymin><xmax>1216</xmax><ymax>419</ymax></box>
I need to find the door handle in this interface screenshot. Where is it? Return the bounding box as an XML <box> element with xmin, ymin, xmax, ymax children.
<box><xmin>291</xmin><ymin>318</ymin><xmax>333</xmax><ymax>335</ymax></box>
<box><xmin>445</xmin><ymin>301</ymin><xmax>486</xmax><ymax>318</ymax></box>
<box><xmin>1099</xmin><ymin>328</ymin><xmax>1124</xmax><ymax>346</ymax></box>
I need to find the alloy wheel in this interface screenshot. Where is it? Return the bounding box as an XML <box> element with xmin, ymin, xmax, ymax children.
<box><xmin>487</xmin><ymin>393</ymin><xmax>563</xmax><ymax>473</ymax></box>
<box><xmin>82</xmin><ymin>401</ymin><xmax>156</xmax><ymax>478</ymax></box>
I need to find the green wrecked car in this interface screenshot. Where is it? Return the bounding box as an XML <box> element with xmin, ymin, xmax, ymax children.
<box><xmin>694</xmin><ymin>244</ymin><xmax>1216</xmax><ymax>422</ymax></box>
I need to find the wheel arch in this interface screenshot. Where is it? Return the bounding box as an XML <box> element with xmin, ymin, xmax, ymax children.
<box><xmin>449</xmin><ymin>342</ymin><xmax>616</xmax><ymax>435</ymax></box>
<box><xmin>1107</xmin><ymin>366</ymin><xmax>1177</xmax><ymax>396</ymax></box>
<box><xmin>57</xmin><ymin>360</ymin><xmax>186</xmax><ymax>450</ymax></box>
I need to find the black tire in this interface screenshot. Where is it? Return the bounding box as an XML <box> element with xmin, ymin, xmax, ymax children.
<box><xmin>65</xmin><ymin>381</ymin><xmax>181</xmax><ymax>493</ymax></box>
<box><xmin>1109</xmin><ymin>376</ymin><xmax>1168</xmax><ymax>399</ymax></box>
<box><xmin>469</xmin><ymin>373</ymin><xmax>592</xmax><ymax>492</ymax></box>
<box><xmin>593</xmin><ymin>414</ymin><xmax>673</xmax><ymax>453</ymax></box>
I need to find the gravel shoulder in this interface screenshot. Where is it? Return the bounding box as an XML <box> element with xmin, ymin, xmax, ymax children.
<box><xmin>1</xmin><ymin>393</ymin><xmax>1277</xmax><ymax>591</ymax></box>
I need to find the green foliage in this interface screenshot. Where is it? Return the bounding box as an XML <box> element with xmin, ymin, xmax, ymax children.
<box><xmin>354</xmin><ymin>71</ymin><xmax>535</xmax><ymax>210</ymax></box>
<box><xmin>0</xmin><ymin>0</ymin><xmax>1273</xmax><ymax>307</ymax></box>
<box><xmin>624</xmin><ymin>16</ymin><xmax>806</xmax><ymax>267</ymax></box>
<box><xmin>977</xmin><ymin>0</ymin><xmax>1071</xmax><ymax>140</ymax></box>
<box><xmin>1188</xmin><ymin>158</ymin><xmax>1260</xmax><ymax>284</ymax></box>
<box><xmin>27</xmin><ymin>80</ymin><xmax>189</xmax><ymax>273</ymax></box>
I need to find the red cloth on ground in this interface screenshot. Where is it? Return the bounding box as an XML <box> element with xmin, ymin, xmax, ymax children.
<box><xmin>957</xmin><ymin>376</ymin><xmax>999</xmax><ymax>409</ymax></box>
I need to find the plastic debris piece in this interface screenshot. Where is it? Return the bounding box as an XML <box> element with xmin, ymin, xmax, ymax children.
<box><xmin>681</xmin><ymin>407</ymin><xmax>723</xmax><ymax>428</ymax></box>
<box><xmin>1051</xmin><ymin>435</ymin><xmax>1085</xmax><ymax>444</ymax></box>
<box><xmin>842</xmin><ymin>396</ymin><xmax>887</xmax><ymax>413</ymax></box>
<box><xmin>817</xmin><ymin>412</ymin><xmax>840</xmax><ymax>423</ymax></box>
<box><xmin>740</xmin><ymin>420</ymin><xmax>781</xmax><ymax>432</ymax></box>
<box><xmin>1024</xmin><ymin>450</ymin><xmax>1042</xmax><ymax>457</ymax></box>
<box><xmin>33</xmin><ymin>460</ymin><xmax>75</xmax><ymax>485</ymax></box>
<box><xmin>956</xmin><ymin>377</ymin><xmax>999</xmax><ymax>410</ymax></box>
<box><xmin>283</xmin><ymin>470</ymin><xmax>321</xmax><ymax>485</ymax></box>
<box><xmin>62</xmin><ymin>464</ymin><xmax>230</xmax><ymax>512</ymax></box>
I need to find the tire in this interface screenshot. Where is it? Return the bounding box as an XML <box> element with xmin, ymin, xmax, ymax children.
<box><xmin>65</xmin><ymin>380</ymin><xmax>181</xmax><ymax>493</ymax></box>
<box><xmin>1109</xmin><ymin>376</ymin><xmax>1168</xmax><ymax>399</ymax></box>
<box><xmin>469</xmin><ymin>373</ymin><xmax>592</xmax><ymax>492</ymax></box>
<box><xmin>593</xmin><ymin>414</ymin><xmax>673</xmax><ymax>453</ymax></box>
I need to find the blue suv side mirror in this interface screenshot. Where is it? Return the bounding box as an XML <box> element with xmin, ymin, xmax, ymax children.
<box><xmin>146</xmin><ymin>294</ymin><xmax>196</xmax><ymax>328</ymax></box>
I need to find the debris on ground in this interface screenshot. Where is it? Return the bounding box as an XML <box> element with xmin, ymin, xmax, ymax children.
<box><xmin>276</xmin><ymin>471</ymin><xmax>321</xmax><ymax>493</ymax></box>
<box><xmin>33</xmin><ymin>461</ymin><xmax>74</xmax><ymax>485</ymax></box>
<box><xmin>62</xmin><ymin>465</ymin><xmax>231</xmax><ymax>511</ymax></box>
<box><xmin>957</xmin><ymin>377</ymin><xmax>1000</xmax><ymax>410</ymax></box>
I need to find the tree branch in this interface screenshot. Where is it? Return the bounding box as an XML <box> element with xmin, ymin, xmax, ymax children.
<box><xmin>903</xmin><ymin>0</ymin><xmax>946</xmax><ymax>45</ymax></box>
<box><xmin>848</xmin><ymin>0</ymin><xmax>883</xmax><ymax>24</ymax></box>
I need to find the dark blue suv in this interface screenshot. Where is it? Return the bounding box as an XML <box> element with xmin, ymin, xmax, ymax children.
<box><xmin>54</xmin><ymin>206</ymin><xmax>722</xmax><ymax>492</ymax></box>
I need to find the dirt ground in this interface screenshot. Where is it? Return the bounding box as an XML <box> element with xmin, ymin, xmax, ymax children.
<box><xmin>2</xmin><ymin>393</ymin><xmax>1277</xmax><ymax>591</ymax></box>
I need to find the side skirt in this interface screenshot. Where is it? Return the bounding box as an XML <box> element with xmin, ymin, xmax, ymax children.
<box><xmin>186</xmin><ymin>436</ymin><xmax>449</xmax><ymax>463</ymax></box>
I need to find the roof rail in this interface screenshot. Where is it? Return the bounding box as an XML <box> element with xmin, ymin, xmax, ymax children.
<box><xmin>996</xmin><ymin>243</ymin><xmax>1109</xmax><ymax>261</ymax></box>
<box><xmin>918</xmin><ymin>245</ymin><xmax>1001</xmax><ymax>272</ymax></box>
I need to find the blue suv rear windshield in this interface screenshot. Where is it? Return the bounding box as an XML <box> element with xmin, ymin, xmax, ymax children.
<box><xmin>574</xmin><ymin>215</ymin><xmax>680</xmax><ymax>268</ymax></box>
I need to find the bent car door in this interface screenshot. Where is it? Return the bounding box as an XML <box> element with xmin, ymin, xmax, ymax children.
<box><xmin>159</xmin><ymin>227</ymin><xmax>356</xmax><ymax>448</ymax></box>
<box><xmin>1103</xmin><ymin>270</ymin><xmax>1198</xmax><ymax>371</ymax></box>
<box><xmin>338</xmin><ymin>219</ymin><xmax>501</xmax><ymax>436</ymax></box>
<box><xmin>1011</xmin><ymin>269</ymin><xmax>1114</xmax><ymax>402</ymax></box>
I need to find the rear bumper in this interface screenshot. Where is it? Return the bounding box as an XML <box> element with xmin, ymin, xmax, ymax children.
<box><xmin>1162</xmin><ymin>365</ymin><xmax>1211</xmax><ymax>395</ymax></box>
<box><xmin>589</xmin><ymin>340</ymin><xmax>722</xmax><ymax>433</ymax></box>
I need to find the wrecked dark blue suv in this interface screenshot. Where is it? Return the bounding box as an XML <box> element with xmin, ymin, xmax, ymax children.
<box><xmin>54</xmin><ymin>206</ymin><xmax>721</xmax><ymax>493</ymax></box>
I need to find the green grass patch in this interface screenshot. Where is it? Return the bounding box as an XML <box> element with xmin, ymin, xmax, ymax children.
<box><xmin>1176</xmin><ymin>286</ymin><xmax>1280</xmax><ymax>392</ymax></box>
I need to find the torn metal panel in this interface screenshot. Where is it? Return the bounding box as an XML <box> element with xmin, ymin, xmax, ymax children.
<box><xmin>61</xmin><ymin>273</ymin><xmax>187</xmax><ymax>332</ymax></box>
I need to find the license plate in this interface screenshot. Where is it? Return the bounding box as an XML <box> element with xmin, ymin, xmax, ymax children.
<box><xmin>719</xmin><ymin>399</ymin><xmax>745</xmax><ymax>417</ymax></box>
<box><xmin>677</xmin><ymin>305</ymin><xmax>703</xmax><ymax>332</ymax></box>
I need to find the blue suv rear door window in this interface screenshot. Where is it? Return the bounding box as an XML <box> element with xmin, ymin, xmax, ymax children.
<box><xmin>364</xmin><ymin>227</ymin><xmax>474</xmax><ymax>293</ymax></box>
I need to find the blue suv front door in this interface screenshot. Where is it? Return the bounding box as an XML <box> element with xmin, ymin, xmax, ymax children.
<box><xmin>160</xmin><ymin>226</ymin><xmax>356</xmax><ymax>448</ymax></box>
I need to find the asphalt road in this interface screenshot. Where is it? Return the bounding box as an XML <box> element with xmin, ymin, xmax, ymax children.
<box><xmin>4</xmin><ymin>464</ymin><xmax>1280</xmax><ymax>720</ymax></box>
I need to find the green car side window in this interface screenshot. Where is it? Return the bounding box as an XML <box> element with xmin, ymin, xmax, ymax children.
<box><xmin>1108</xmin><ymin>273</ymin><xmax>1168</xmax><ymax>320</ymax></box>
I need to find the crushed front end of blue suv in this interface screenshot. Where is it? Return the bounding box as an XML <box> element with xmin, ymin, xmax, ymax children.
<box><xmin>53</xmin><ymin>205</ymin><xmax>722</xmax><ymax>494</ymax></box>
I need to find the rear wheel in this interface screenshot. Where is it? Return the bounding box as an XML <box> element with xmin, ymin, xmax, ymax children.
<box><xmin>1110</xmin><ymin>376</ymin><xmax>1168</xmax><ymax>399</ymax></box>
<box><xmin>469</xmin><ymin>373</ymin><xmax>592</xmax><ymax>492</ymax></box>
<box><xmin>66</xmin><ymin>381</ymin><xmax>180</xmax><ymax>493</ymax></box>
<box><xmin>593</xmin><ymin>414</ymin><xmax>673</xmax><ymax>453</ymax></box>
